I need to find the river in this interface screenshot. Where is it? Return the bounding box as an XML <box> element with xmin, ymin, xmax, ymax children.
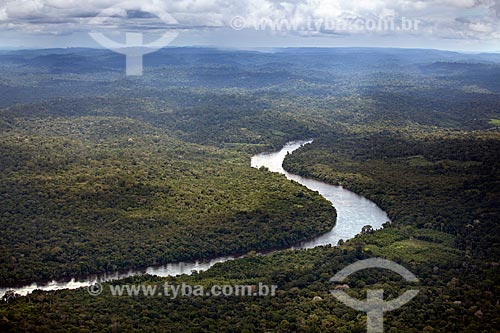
<box><xmin>0</xmin><ymin>140</ymin><xmax>389</xmax><ymax>297</ymax></box>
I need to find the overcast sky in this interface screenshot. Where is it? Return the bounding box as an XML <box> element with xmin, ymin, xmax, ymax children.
<box><xmin>0</xmin><ymin>0</ymin><xmax>499</xmax><ymax>51</ymax></box>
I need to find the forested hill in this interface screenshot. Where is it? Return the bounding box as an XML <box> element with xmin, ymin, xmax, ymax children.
<box><xmin>1</xmin><ymin>47</ymin><xmax>500</xmax><ymax>144</ymax></box>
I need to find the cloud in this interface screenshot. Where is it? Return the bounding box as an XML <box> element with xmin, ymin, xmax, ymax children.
<box><xmin>0</xmin><ymin>0</ymin><xmax>498</xmax><ymax>42</ymax></box>
<box><xmin>469</xmin><ymin>22</ymin><xmax>493</xmax><ymax>32</ymax></box>
<box><xmin>491</xmin><ymin>0</ymin><xmax>500</xmax><ymax>16</ymax></box>
<box><xmin>0</xmin><ymin>7</ymin><xmax>8</xmax><ymax>21</ymax></box>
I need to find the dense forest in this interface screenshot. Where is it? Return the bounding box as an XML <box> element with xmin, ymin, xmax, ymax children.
<box><xmin>0</xmin><ymin>47</ymin><xmax>499</xmax><ymax>332</ymax></box>
<box><xmin>0</xmin><ymin>114</ymin><xmax>335</xmax><ymax>285</ymax></box>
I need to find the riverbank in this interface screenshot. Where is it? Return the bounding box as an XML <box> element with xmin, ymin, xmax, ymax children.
<box><xmin>1</xmin><ymin>140</ymin><xmax>388</xmax><ymax>296</ymax></box>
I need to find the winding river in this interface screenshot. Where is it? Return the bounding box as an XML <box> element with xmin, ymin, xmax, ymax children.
<box><xmin>0</xmin><ymin>140</ymin><xmax>389</xmax><ymax>297</ymax></box>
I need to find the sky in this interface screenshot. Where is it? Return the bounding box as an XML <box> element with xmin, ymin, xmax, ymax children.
<box><xmin>0</xmin><ymin>0</ymin><xmax>499</xmax><ymax>52</ymax></box>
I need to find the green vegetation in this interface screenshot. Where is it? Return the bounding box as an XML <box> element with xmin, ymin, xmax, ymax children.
<box><xmin>2</xmin><ymin>122</ymin><xmax>498</xmax><ymax>332</ymax></box>
<box><xmin>282</xmin><ymin>126</ymin><xmax>500</xmax><ymax>331</ymax></box>
<box><xmin>0</xmin><ymin>115</ymin><xmax>335</xmax><ymax>285</ymax></box>
<box><xmin>0</xmin><ymin>232</ymin><xmax>496</xmax><ymax>332</ymax></box>
<box><xmin>1</xmin><ymin>48</ymin><xmax>499</xmax><ymax>332</ymax></box>
<box><xmin>489</xmin><ymin>118</ymin><xmax>500</xmax><ymax>126</ymax></box>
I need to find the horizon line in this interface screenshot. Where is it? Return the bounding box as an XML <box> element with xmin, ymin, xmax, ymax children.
<box><xmin>1</xmin><ymin>45</ymin><xmax>500</xmax><ymax>55</ymax></box>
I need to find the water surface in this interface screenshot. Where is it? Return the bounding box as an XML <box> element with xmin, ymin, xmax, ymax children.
<box><xmin>251</xmin><ymin>140</ymin><xmax>389</xmax><ymax>249</ymax></box>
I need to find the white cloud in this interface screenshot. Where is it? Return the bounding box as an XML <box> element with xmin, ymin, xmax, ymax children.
<box><xmin>0</xmin><ymin>7</ymin><xmax>8</xmax><ymax>21</ymax></box>
<box><xmin>469</xmin><ymin>22</ymin><xmax>493</xmax><ymax>32</ymax></box>
<box><xmin>0</xmin><ymin>0</ymin><xmax>498</xmax><ymax>42</ymax></box>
